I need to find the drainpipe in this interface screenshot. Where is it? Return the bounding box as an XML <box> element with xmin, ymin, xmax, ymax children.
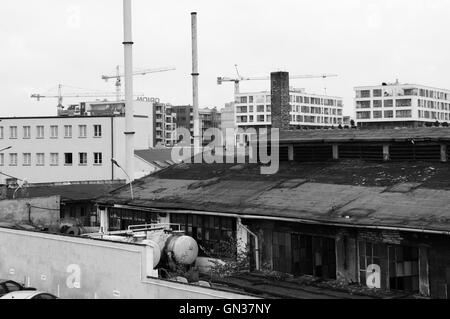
<box><xmin>237</xmin><ymin>218</ymin><xmax>260</xmax><ymax>271</ymax></box>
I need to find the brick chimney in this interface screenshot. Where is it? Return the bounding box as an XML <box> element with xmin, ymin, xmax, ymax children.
<box><xmin>271</xmin><ymin>71</ymin><xmax>291</xmax><ymax>130</ymax></box>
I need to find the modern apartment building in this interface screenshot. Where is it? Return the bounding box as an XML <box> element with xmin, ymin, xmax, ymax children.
<box><xmin>153</xmin><ymin>102</ymin><xmax>177</xmax><ymax>147</ymax></box>
<box><xmin>234</xmin><ymin>78</ymin><xmax>344</xmax><ymax>131</ymax></box>
<box><xmin>0</xmin><ymin>100</ymin><xmax>155</xmax><ymax>184</ymax></box>
<box><xmin>171</xmin><ymin>105</ymin><xmax>222</xmax><ymax>145</ymax></box>
<box><xmin>354</xmin><ymin>81</ymin><xmax>450</xmax><ymax>129</ymax></box>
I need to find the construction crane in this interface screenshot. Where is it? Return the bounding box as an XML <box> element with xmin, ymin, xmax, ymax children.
<box><xmin>30</xmin><ymin>84</ymin><xmax>143</xmax><ymax>109</ymax></box>
<box><xmin>217</xmin><ymin>65</ymin><xmax>339</xmax><ymax>95</ymax></box>
<box><xmin>101</xmin><ymin>65</ymin><xmax>176</xmax><ymax>101</ymax></box>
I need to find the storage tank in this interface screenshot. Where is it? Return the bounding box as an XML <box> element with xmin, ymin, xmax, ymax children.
<box><xmin>165</xmin><ymin>233</ymin><xmax>199</xmax><ymax>265</ymax></box>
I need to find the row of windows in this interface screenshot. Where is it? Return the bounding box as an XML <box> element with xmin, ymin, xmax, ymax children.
<box><xmin>356</xmin><ymin>99</ymin><xmax>412</xmax><ymax>109</ymax></box>
<box><xmin>236</xmin><ymin>115</ymin><xmax>271</xmax><ymax>123</ymax></box>
<box><xmin>356</xmin><ymin>88</ymin><xmax>450</xmax><ymax>101</ymax></box>
<box><xmin>417</xmin><ymin>99</ymin><xmax>450</xmax><ymax>111</ymax></box>
<box><xmin>291</xmin><ymin>106</ymin><xmax>343</xmax><ymax>116</ymax></box>
<box><xmin>356</xmin><ymin>110</ymin><xmax>412</xmax><ymax>119</ymax></box>
<box><xmin>291</xmin><ymin>115</ymin><xmax>343</xmax><ymax>125</ymax></box>
<box><xmin>0</xmin><ymin>125</ymin><xmax>102</xmax><ymax>139</ymax></box>
<box><xmin>236</xmin><ymin>105</ymin><xmax>271</xmax><ymax>114</ymax></box>
<box><xmin>0</xmin><ymin>152</ymin><xmax>103</xmax><ymax>166</ymax></box>
<box><xmin>418</xmin><ymin>110</ymin><xmax>450</xmax><ymax>121</ymax></box>
<box><xmin>236</xmin><ymin>95</ymin><xmax>343</xmax><ymax>107</ymax></box>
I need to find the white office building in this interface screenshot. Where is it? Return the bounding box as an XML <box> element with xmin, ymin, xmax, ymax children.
<box><xmin>235</xmin><ymin>89</ymin><xmax>344</xmax><ymax>129</ymax></box>
<box><xmin>354</xmin><ymin>81</ymin><xmax>450</xmax><ymax>128</ymax></box>
<box><xmin>0</xmin><ymin>101</ymin><xmax>156</xmax><ymax>184</ymax></box>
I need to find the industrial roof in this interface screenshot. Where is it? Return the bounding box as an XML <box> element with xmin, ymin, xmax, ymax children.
<box><xmin>97</xmin><ymin>160</ymin><xmax>450</xmax><ymax>234</ymax></box>
<box><xmin>277</xmin><ymin>127</ymin><xmax>450</xmax><ymax>143</ymax></box>
<box><xmin>9</xmin><ymin>181</ymin><xmax>125</xmax><ymax>203</ymax></box>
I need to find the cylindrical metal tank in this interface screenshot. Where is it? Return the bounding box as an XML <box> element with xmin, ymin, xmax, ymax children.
<box><xmin>165</xmin><ymin>234</ymin><xmax>199</xmax><ymax>265</ymax></box>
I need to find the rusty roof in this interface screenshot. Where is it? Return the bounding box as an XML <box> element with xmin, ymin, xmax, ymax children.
<box><xmin>97</xmin><ymin>160</ymin><xmax>450</xmax><ymax>233</ymax></box>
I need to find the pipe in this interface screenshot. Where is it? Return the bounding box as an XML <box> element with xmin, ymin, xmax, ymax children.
<box><xmin>191</xmin><ymin>12</ymin><xmax>201</xmax><ymax>153</ymax></box>
<box><xmin>123</xmin><ymin>0</ymin><xmax>135</xmax><ymax>183</ymax></box>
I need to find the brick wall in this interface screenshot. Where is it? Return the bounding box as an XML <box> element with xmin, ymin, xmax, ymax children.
<box><xmin>271</xmin><ymin>72</ymin><xmax>291</xmax><ymax>130</ymax></box>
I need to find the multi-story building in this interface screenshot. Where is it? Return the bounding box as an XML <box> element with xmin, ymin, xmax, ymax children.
<box><xmin>0</xmin><ymin>100</ymin><xmax>155</xmax><ymax>184</ymax></box>
<box><xmin>171</xmin><ymin>105</ymin><xmax>222</xmax><ymax>145</ymax></box>
<box><xmin>234</xmin><ymin>88</ymin><xmax>344</xmax><ymax>130</ymax></box>
<box><xmin>354</xmin><ymin>81</ymin><xmax>450</xmax><ymax>129</ymax></box>
<box><xmin>153</xmin><ymin>102</ymin><xmax>176</xmax><ymax>147</ymax></box>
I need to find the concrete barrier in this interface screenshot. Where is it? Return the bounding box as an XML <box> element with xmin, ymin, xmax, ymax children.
<box><xmin>0</xmin><ymin>227</ymin><xmax>254</xmax><ymax>299</ymax></box>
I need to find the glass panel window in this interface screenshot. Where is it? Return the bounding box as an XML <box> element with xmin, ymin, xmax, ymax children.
<box><xmin>257</xmin><ymin>105</ymin><xmax>265</xmax><ymax>112</ymax></box>
<box><xmin>0</xmin><ymin>126</ymin><xmax>3</xmax><ymax>139</ymax></box>
<box><xmin>23</xmin><ymin>153</ymin><xmax>31</xmax><ymax>166</ymax></box>
<box><xmin>384</xmin><ymin>100</ymin><xmax>394</xmax><ymax>108</ymax></box>
<box><xmin>94</xmin><ymin>125</ymin><xmax>102</xmax><ymax>137</ymax></box>
<box><xmin>36</xmin><ymin>153</ymin><xmax>45</xmax><ymax>166</ymax></box>
<box><xmin>50</xmin><ymin>126</ymin><xmax>58</xmax><ymax>138</ymax></box>
<box><xmin>94</xmin><ymin>152</ymin><xmax>103</xmax><ymax>165</ymax></box>
<box><xmin>9</xmin><ymin>153</ymin><xmax>18</xmax><ymax>166</ymax></box>
<box><xmin>79</xmin><ymin>125</ymin><xmax>87</xmax><ymax>138</ymax></box>
<box><xmin>373</xmin><ymin>100</ymin><xmax>382</xmax><ymax>108</ymax></box>
<box><xmin>10</xmin><ymin>126</ymin><xmax>17</xmax><ymax>139</ymax></box>
<box><xmin>64</xmin><ymin>153</ymin><xmax>73</xmax><ymax>165</ymax></box>
<box><xmin>373</xmin><ymin>89</ymin><xmax>382</xmax><ymax>97</ymax></box>
<box><xmin>373</xmin><ymin>111</ymin><xmax>383</xmax><ymax>119</ymax></box>
<box><xmin>79</xmin><ymin>152</ymin><xmax>87</xmax><ymax>165</ymax></box>
<box><xmin>36</xmin><ymin>126</ymin><xmax>44</xmax><ymax>139</ymax></box>
<box><xmin>0</xmin><ymin>154</ymin><xmax>4</xmax><ymax>166</ymax></box>
<box><xmin>50</xmin><ymin>153</ymin><xmax>59</xmax><ymax>166</ymax></box>
<box><xmin>23</xmin><ymin>126</ymin><xmax>31</xmax><ymax>139</ymax></box>
<box><xmin>396</xmin><ymin>110</ymin><xmax>412</xmax><ymax>118</ymax></box>
<box><xmin>384</xmin><ymin>110</ymin><xmax>394</xmax><ymax>118</ymax></box>
<box><xmin>64</xmin><ymin>125</ymin><xmax>72</xmax><ymax>138</ymax></box>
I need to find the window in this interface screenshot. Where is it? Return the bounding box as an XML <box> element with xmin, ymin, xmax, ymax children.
<box><xmin>79</xmin><ymin>152</ymin><xmax>87</xmax><ymax>165</ymax></box>
<box><xmin>94</xmin><ymin>125</ymin><xmax>102</xmax><ymax>137</ymax></box>
<box><xmin>0</xmin><ymin>154</ymin><xmax>4</xmax><ymax>166</ymax></box>
<box><xmin>257</xmin><ymin>115</ymin><xmax>265</xmax><ymax>122</ymax></box>
<box><xmin>50</xmin><ymin>153</ymin><xmax>59</xmax><ymax>166</ymax></box>
<box><xmin>5</xmin><ymin>282</ymin><xmax>21</xmax><ymax>293</ymax></box>
<box><xmin>10</xmin><ymin>126</ymin><xmax>17</xmax><ymax>139</ymax></box>
<box><xmin>384</xmin><ymin>110</ymin><xmax>394</xmax><ymax>118</ymax></box>
<box><xmin>248</xmin><ymin>96</ymin><xmax>254</xmax><ymax>103</ymax></box>
<box><xmin>94</xmin><ymin>152</ymin><xmax>103</xmax><ymax>165</ymax></box>
<box><xmin>396</xmin><ymin>99</ymin><xmax>412</xmax><ymax>107</ymax></box>
<box><xmin>239</xmin><ymin>96</ymin><xmax>247</xmax><ymax>104</ymax></box>
<box><xmin>0</xmin><ymin>126</ymin><xmax>3</xmax><ymax>139</ymax></box>
<box><xmin>9</xmin><ymin>153</ymin><xmax>17</xmax><ymax>166</ymax></box>
<box><xmin>356</xmin><ymin>111</ymin><xmax>371</xmax><ymax>119</ymax></box>
<box><xmin>266</xmin><ymin>105</ymin><xmax>272</xmax><ymax>112</ymax></box>
<box><xmin>373</xmin><ymin>100</ymin><xmax>382</xmax><ymax>108</ymax></box>
<box><xmin>373</xmin><ymin>111</ymin><xmax>383</xmax><ymax>119</ymax></box>
<box><xmin>236</xmin><ymin>106</ymin><xmax>248</xmax><ymax>113</ymax></box>
<box><xmin>36</xmin><ymin>126</ymin><xmax>44</xmax><ymax>139</ymax></box>
<box><xmin>79</xmin><ymin>125</ymin><xmax>87</xmax><ymax>138</ymax></box>
<box><xmin>396</xmin><ymin>110</ymin><xmax>412</xmax><ymax>118</ymax></box>
<box><xmin>384</xmin><ymin>100</ymin><xmax>394</xmax><ymax>108</ymax></box>
<box><xmin>64</xmin><ymin>125</ymin><xmax>72</xmax><ymax>138</ymax></box>
<box><xmin>257</xmin><ymin>105</ymin><xmax>265</xmax><ymax>112</ymax></box>
<box><xmin>23</xmin><ymin>126</ymin><xmax>31</xmax><ymax>139</ymax></box>
<box><xmin>64</xmin><ymin>153</ymin><xmax>73</xmax><ymax>165</ymax></box>
<box><xmin>356</xmin><ymin>101</ymin><xmax>371</xmax><ymax>109</ymax></box>
<box><xmin>36</xmin><ymin>153</ymin><xmax>45</xmax><ymax>166</ymax></box>
<box><xmin>23</xmin><ymin>153</ymin><xmax>31</xmax><ymax>166</ymax></box>
<box><xmin>373</xmin><ymin>89</ymin><xmax>382</xmax><ymax>97</ymax></box>
<box><xmin>50</xmin><ymin>126</ymin><xmax>58</xmax><ymax>138</ymax></box>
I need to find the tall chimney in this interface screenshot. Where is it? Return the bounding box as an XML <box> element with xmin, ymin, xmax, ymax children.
<box><xmin>271</xmin><ymin>71</ymin><xmax>291</xmax><ymax>130</ymax></box>
<box><xmin>123</xmin><ymin>0</ymin><xmax>135</xmax><ymax>182</ymax></box>
<box><xmin>191</xmin><ymin>12</ymin><xmax>201</xmax><ymax>153</ymax></box>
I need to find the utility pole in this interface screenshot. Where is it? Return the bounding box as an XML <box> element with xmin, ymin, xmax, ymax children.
<box><xmin>123</xmin><ymin>0</ymin><xmax>135</xmax><ymax>183</ymax></box>
<box><xmin>191</xmin><ymin>12</ymin><xmax>201</xmax><ymax>154</ymax></box>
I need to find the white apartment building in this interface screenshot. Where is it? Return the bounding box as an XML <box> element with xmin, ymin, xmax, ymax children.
<box><xmin>354</xmin><ymin>81</ymin><xmax>450</xmax><ymax>128</ymax></box>
<box><xmin>234</xmin><ymin>89</ymin><xmax>344</xmax><ymax>129</ymax></box>
<box><xmin>0</xmin><ymin>101</ymin><xmax>155</xmax><ymax>184</ymax></box>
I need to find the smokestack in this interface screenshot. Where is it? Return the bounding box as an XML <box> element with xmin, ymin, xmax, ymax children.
<box><xmin>271</xmin><ymin>71</ymin><xmax>291</xmax><ymax>131</ymax></box>
<box><xmin>123</xmin><ymin>0</ymin><xmax>135</xmax><ymax>183</ymax></box>
<box><xmin>191</xmin><ymin>12</ymin><xmax>201</xmax><ymax>153</ymax></box>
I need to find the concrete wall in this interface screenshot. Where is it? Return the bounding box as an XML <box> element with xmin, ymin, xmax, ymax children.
<box><xmin>0</xmin><ymin>227</ymin><xmax>254</xmax><ymax>299</ymax></box>
<box><xmin>0</xmin><ymin>196</ymin><xmax>60</xmax><ymax>227</ymax></box>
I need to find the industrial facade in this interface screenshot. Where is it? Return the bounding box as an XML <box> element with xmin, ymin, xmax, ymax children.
<box><xmin>354</xmin><ymin>81</ymin><xmax>450</xmax><ymax>129</ymax></box>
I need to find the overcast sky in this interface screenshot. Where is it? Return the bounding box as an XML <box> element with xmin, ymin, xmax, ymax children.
<box><xmin>1</xmin><ymin>0</ymin><xmax>449</xmax><ymax>117</ymax></box>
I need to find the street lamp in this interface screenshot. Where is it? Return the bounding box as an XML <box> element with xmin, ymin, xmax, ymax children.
<box><xmin>111</xmin><ymin>158</ymin><xmax>134</xmax><ymax>200</ymax></box>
